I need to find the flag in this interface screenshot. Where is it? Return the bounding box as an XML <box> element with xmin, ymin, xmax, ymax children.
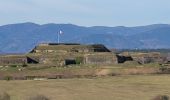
<box><xmin>59</xmin><ymin>30</ymin><xmax>63</xmax><ymax>34</ymax></box>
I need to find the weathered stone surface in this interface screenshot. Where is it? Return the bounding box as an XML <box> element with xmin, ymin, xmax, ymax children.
<box><xmin>84</xmin><ymin>53</ymin><xmax>117</xmax><ymax>65</ymax></box>
<box><xmin>0</xmin><ymin>55</ymin><xmax>27</xmax><ymax>65</ymax></box>
<box><xmin>0</xmin><ymin>43</ymin><xmax>117</xmax><ymax>65</ymax></box>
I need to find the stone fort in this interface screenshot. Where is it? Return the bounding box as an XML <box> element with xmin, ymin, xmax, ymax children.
<box><xmin>0</xmin><ymin>43</ymin><xmax>118</xmax><ymax>66</ymax></box>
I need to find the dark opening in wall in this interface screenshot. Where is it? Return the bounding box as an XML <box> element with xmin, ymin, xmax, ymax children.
<box><xmin>116</xmin><ymin>55</ymin><xmax>133</xmax><ymax>63</ymax></box>
<box><xmin>27</xmin><ymin>57</ymin><xmax>39</xmax><ymax>64</ymax></box>
<box><xmin>65</xmin><ymin>59</ymin><xmax>76</xmax><ymax>65</ymax></box>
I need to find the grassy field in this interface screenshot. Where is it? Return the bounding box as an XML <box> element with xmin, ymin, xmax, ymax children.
<box><xmin>0</xmin><ymin>63</ymin><xmax>161</xmax><ymax>77</ymax></box>
<box><xmin>0</xmin><ymin>75</ymin><xmax>170</xmax><ymax>100</ymax></box>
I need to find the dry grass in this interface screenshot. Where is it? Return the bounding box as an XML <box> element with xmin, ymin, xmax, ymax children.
<box><xmin>27</xmin><ymin>94</ymin><xmax>49</xmax><ymax>100</ymax></box>
<box><xmin>0</xmin><ymin>75</ymin><xmax>170</xmax><ymax>100</ymax></box>
<box><xmin>0</xmin><ymin>92</ymin><xmax>10</xmax><ymax>100</ymax></box>
<box><xmin>0</xmin><ymin>63</ymin><xmax>161</xmax><ymax>77</ymax></box>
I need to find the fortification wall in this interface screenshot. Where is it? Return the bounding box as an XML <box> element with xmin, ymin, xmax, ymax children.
<box><xmin>0</xmin><ymin>56</ymin><xmax>27</xmax><ymax>65</ymax></box>
<box><xmin>131</xmin><ymin>52</ymin><xmax>164</xmax><ymax>64</ymax></box>
<box><xmin>84</xmin><ymin>53</ymin><xmax>117</xmax><ymax>65</ymax></box>
<box><xmin>30</xmin><ymin>44</ymin><xmax>111</xmax><ymax>54</ymax></box>
<box><xmin>0</xmin><ymin>44</ymin><xmax>118</xmax><ymax>66</ymax></box>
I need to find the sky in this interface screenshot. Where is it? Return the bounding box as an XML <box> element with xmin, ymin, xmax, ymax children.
<box><xmin>0</xmin><ymin>0</ymin><xmax>170</xmax><ymax>27</ymax></box>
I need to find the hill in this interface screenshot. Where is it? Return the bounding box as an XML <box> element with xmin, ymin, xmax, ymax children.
<box><xmin>1</xmin><ymin>22</ymin><xmax>170</xmax><ymax>53</ymax></box>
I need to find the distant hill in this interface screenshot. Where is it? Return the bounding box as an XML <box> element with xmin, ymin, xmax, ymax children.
<box><xmin>0</xmin><ymin>22</ymin><xmax>170</xmax><ymax>53</ymax></box>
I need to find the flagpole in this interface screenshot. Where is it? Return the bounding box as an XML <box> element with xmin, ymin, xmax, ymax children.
<box><xmin>58</xmin><ymin>30</ymin><xmax>63</xmax><ymax>44</ymax></box>
<box><xmin>58</xmin><ymin>31</ymin><xmax>60</xmax><ymax>43</ymax></box>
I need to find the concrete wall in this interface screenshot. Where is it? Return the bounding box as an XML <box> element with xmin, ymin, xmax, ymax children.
<box><xmin>84</xmin><ymin>53</ymin><xmax>117</xmax><ymax>65</ymax></box>
<box><xmin>0</xmin><ymin>56</ymin><xmax>27</xmax><ymax>65</ymax></box>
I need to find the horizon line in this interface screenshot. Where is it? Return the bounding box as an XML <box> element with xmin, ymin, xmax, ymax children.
<box><xmin>0</xmin><ymin>22</ymin><xmax>170</xmax><ymax>28</ymax></box>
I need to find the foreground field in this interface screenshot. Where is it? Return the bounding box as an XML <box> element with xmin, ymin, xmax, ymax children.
<box><xmin>0</xmin><ymin>75</ymin><xmax>170</xmax><ymax>100</ymax></box>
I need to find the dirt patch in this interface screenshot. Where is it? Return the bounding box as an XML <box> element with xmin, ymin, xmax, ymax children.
<box><xmin>95</xmin><ymin>69</ymin><xmax>113</xmax><ymax>76</ymax></box>
<box><xmin>121</xmin><ymin>67</ymin><xmax>160</xmax><ymax>75</ymax></box>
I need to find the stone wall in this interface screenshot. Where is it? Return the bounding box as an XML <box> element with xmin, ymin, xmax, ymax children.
<box><xmin>84</xmin><ymin>53</ymin><xmax>117</xmax><ymax>65</ymax></box>
<box><xmin>0</xmin><ymin>56</ymin><xmax>27</xmax><ymax>65</ymax></box>
<box><xmin>30</xmin><ymin>44</ymin><xmax>111</xmax><ymax>54</ymax></box>
<box><xmin>0</xmin><ymin>44</ymin><xmax>117</xmax><ymax>66</ymax></box>
<box><xmin>131</xmin><ymin>53</ymin><xmax>164</xmax><ymax>64</ymax></box>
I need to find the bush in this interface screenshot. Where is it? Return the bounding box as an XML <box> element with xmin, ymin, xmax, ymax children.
<box><xmin>152</xmin><ymin>95</ymin><xmax>169</xmax><ymax>100</ymax></box>
<box><xmin>0</xmin><ymin>92</ymin><xmax>10</xmax><ymax>100</ymax></box>
<box><xmin>28</xmin><ymin>94</ymin><xmax>49</xmax><ymax>100</ymax></box>
<box><xmin>75</xmin><ymin>57</ymin><xmax>83</xmax><ymax>64</ymax></box>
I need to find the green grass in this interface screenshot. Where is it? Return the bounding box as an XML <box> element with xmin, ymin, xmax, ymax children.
<box><xmin>0</xmin><ymin>75</ymin><xmax>170</xmax><ymax>100</ymax></box>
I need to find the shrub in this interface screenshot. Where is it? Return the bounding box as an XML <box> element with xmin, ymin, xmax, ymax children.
<box><xmin>152</xmin><ymin>95</ymin><xmax>169</xmax><ymax>100</ymax></box>
<box><xmin>28</xmin><ymin>94</ymin><xmax>49</xmax><ymax>100</ymax></box>
<box><xmin>75</xmin><ymin>57</ymin><xmax>83</xmax><ymax>64</ymax></box>
<box><xmin>0</xmin><ymin>92</ymin><xmax>10</xmax><ymax>100</ymax></box>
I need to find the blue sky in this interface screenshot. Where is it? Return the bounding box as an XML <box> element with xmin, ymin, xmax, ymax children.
<box><xmin>0</xmin><ymin>0</ymin><xmax>170</xmax><ymax>26</ymax></box>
